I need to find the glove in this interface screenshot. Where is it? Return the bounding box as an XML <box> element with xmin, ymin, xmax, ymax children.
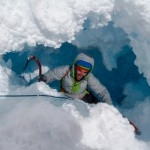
<box><xmin>38</xmin><ymin>75</ymin><xmax>47</xmax><ymax>82</ymax></box>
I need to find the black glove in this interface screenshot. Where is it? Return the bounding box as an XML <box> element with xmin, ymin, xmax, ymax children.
<box><xmin>38</xmin><ymin>75</ymin><xmax>47</xmax><ymax>82</ymax></box>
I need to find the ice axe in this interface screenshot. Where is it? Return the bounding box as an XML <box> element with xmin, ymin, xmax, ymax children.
<box><xmin>23</xmin><ymin>54</ymin><xmax>42</xmax><ymax>82</ymax></box>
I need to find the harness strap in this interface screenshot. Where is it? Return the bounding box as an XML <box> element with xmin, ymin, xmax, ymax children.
<box><xmin>60</xmin><ymin>67</ymin><xmax>71</xmax><ymax>92</ymax></box>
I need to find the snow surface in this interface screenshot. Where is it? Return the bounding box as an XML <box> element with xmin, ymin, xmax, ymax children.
<box><xmin>0</xmin><ymin>0</ymin><xmax>150</xmax><ymax>149</ymax></box>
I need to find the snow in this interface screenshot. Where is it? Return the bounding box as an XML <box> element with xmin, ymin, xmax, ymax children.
<box><xmin>0</xmin><ymin>0</ymin><xmax>150</xmax><ymax>149</ymax></box>
<box><xmin>0</xmin><ymin>84</ymin><xmax>148</xmax><ymax>150</ymax></box>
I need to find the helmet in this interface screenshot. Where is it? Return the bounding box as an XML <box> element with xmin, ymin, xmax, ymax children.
<box><xmin>75</xmin><ymin>59</ymin><xmax>93</xmax><ymax>71</ymax></box>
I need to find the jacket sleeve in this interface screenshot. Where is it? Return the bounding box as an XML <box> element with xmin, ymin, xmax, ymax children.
<box><xmin>87</xmin><ymin>74</ymin><xmax>112</xmax><ymax>105</ymax></box>
<box><xmin>43</xmin><ymin>65</ymin><xmax>70</xmax><ymax>83</ymax></box>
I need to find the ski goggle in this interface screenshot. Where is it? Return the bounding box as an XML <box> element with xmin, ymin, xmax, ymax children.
<box><xmin>75</xmin><ymin>65</ymin><xmax>89</xmax><ymax>72</ymax></box>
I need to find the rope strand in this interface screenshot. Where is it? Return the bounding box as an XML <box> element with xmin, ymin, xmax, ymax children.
<box><xmin>0</xmin><ymin>94</ymin><xmax>67</xmax><ymax>99</ymax></box>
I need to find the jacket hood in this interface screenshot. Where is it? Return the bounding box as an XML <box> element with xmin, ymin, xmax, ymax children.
<box><xmin>71</xmin><ymin>53</ymin><xmax>94</xmax><ymax>81</ymax></box>
<box><xmin>75</xmin><ymin>53</ymin><xmax>94</xmax><ymax>67</ymax></box>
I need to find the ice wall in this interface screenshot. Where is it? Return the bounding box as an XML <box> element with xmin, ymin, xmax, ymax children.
<box><xmin>113</xmin><ymin>0</ymin><xmax>150</xmax><ymax>85</ymax></box>
<box><xmin>0</xmin><ymin>1</ymin><xmax>150</xmax><ymax>149</ymax></box>
<box><xmin>0</xmin><ymin>0</ymin><xmax>114</xmax><ymax>53</ymax></box>
<box><xmin>1</xmin><ymin>0</ymin><xmax>150</xmax><ymax>81</ymax></box>
<box><xmin>1</xmin><ymin>0</ymin><xmax>150</xmax><ymax>86</ymax></box>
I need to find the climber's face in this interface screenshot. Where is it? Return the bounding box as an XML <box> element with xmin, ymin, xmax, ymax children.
<box><xmin>75</xmin><ymin>66</ymin><xmax>89</xmax><ymax>81</ymax></box>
